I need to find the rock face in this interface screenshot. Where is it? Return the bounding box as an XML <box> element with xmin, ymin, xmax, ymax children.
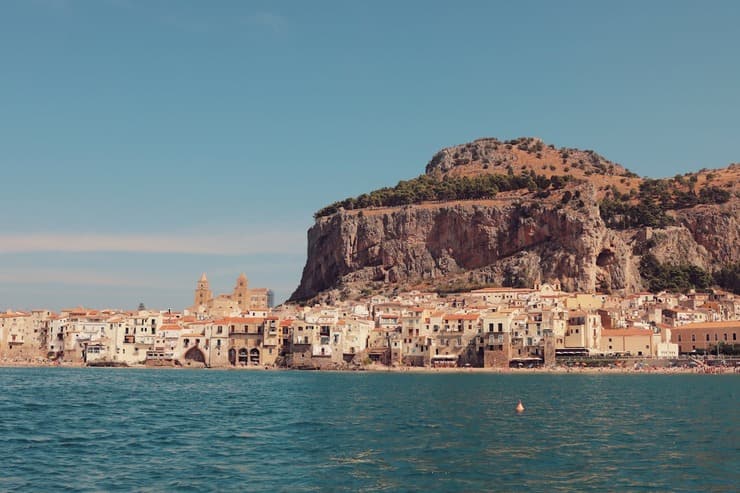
<box><xmin>291</xmin><ymin>186</ymin><xmax>631</xmax><ymax>300</ymax></box>
<box><xmin>290</xmin><ymin>139</ymin><xmax>739</xmax><ymax>301</ymax></box>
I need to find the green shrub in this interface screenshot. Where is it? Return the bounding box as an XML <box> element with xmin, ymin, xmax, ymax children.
<box><xmin>314</xmin><ymin>172</ymin><xmax>576</xmax><ymax>218</ymax></box>
<box><xmin>713</xmin><ymin>264</ymin><xmax>740</xmax><ymax>294</ymax></box>
<box><xmin>639</xmin><ymin>254</ymin><xmax>713</xmax><ymax>293</ymax></box>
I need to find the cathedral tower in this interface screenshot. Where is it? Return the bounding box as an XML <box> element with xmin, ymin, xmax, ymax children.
<box><xmin>233</xmin><ymin>273</ymin><xmax>249</xmax><ymax>311</ymax></box>
<box><xmin>194</xmin><ymin>273</ymin><xmax>213</xmax><ymax>309</ymax></box>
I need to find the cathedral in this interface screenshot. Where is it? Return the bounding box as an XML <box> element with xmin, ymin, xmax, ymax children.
<box><xmin>192</xmin><ymin>273</ymin><xmax>272</xmax><ymax>315</ymax></box>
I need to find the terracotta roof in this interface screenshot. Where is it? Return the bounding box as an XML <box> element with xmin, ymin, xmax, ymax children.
<box><xmin>443</xmin><ymin>313</ymin><xmax>480</xmax><ymax>321</ymax></box>
<box><xmin>672</xmin><ymin>321</ymin><xmax>740</xmax><ymax>330</ymax></box>
<box><xmin>602</xmin><ymin>328</ymin><xmax>653</xmax><ymax>337</ymax></box>
<box><xmin>224</xmin><ymin>317</ymin><xmax>265</xmax><ymax>324</ymax></box>
<box><xmin>471</xmin><ymin>287</ymin><xmax>533</xmax><ymax>293</ymax></box>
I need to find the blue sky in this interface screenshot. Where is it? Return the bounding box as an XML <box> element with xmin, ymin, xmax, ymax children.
<box><xmin>1</xmin><ymin>0</ymin><xmax>738</xmax><ymax>310</ymax></box>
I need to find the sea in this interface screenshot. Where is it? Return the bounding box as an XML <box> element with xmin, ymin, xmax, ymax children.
<box><xmin>1</xmin><ymin>368</ymin><xmax>738</xmax><ymax>492</ymax></box>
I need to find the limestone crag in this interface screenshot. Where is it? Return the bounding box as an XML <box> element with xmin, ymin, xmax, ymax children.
<box><xmin>290</xmin><ymin>139</ymin><xmax>739</xmax><ymax>302</ymax></box>
<box><xmin>292</xmin><ymin>184</ymin><xmax>640</xmax><ymax>300</ymax></box>
<box><xmin>673</xmin><ymin>202</ymin><xmax>739</xmax><ymax>266</ymax></box>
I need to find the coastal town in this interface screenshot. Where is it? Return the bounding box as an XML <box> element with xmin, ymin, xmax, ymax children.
<box><xmin>1</xmin><ymin>272</ymin><xmax>738</xmax><ymax>371</ymax></box>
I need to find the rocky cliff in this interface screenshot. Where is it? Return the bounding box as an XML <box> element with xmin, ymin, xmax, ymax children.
<box><xmin>291</xmin><ymin>138</ymin><xmax>739</xmax><ymax>302</ymax></box>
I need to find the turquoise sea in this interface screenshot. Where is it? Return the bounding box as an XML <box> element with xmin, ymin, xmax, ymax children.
<box><xmin>1</xmin><ymin>368</ymin><xmax>738</xmax><ymax>492</ymax></box>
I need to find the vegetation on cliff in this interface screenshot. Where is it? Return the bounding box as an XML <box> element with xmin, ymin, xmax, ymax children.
<box><xmin>639</xmin><ymin>254</ymin><xmax>712</xmax><ymax>292</ymax></box>
<box><xmin>639</xmin><ymin>254</ymin><xmax>740</xmax><ymax>294</ymax></box>
<box><xmin>314</xmin><ymin>171</ymin><xmax>576</xmax><ymax>218</ymax></box>
<box><xmin>599</xmin><ymin>177</ymin><xmax>732</xmax><ymax>229</ymax></box>
<box><xmin>713</xmin><ymin>264</ymin><xmax>740</xmax><ymax>295</ymax></box>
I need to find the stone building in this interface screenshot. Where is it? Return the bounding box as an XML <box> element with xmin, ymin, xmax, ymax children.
<box><xmin>670</xmin><ymin>321</ymin><xmax>739</xmax><ymax>354</ymax></box>
<box><xmin>192</xmin><ymin>273</ymin><xmax>272</xmax><ymax>314</ymax></box>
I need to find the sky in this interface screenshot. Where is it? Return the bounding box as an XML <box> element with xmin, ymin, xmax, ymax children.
<box><xmin>1</xmin><ymin>0</ymin><xmax>738</xmax><ymax>311</ymax></box>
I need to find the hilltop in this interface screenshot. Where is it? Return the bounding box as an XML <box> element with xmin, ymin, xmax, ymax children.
<box><xmin>293</xmin><ymin>138</ymin><xmax>739</xmax><ymax>302</ymax></box>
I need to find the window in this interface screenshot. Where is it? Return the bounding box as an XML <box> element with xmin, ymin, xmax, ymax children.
<box><xmin>706</xmin><ymin>334</ymin><xmax>710</xmax><ymax>341</ymax></box>
<box><xmin>691</xmin><ymin>335</ymin><xmax>695</xmax><ymax>342</ymax></box>
<box><xmin>217</xmin><ymin>326</ymin><xmax>223</xmax><ymax>334</ymax></box>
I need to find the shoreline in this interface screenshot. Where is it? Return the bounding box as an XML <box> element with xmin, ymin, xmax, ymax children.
<box><xmin>1</xmin><ymin>360</ymin><xmax>737</xmax><ymax>374</ymax></box>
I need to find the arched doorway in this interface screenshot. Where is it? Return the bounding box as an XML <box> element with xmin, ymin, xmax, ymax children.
<box><xmin>184</xmin><ymin>346</ymin><xmax>206</xmax><ymax>363</ymax></box>
<box><xmin>249</xmin><ymin>348</ymin><xmax>260</xmax><ymax>365</ymax></box>
<box><xmin>238</xmin><ymin>348</ymin><xmax>248</xmax><ymax>365</ymax></box>
<box><xmin>228</xmin><ymin>348</ymin><xmax>236</xmax><ymax>366</ymax></box>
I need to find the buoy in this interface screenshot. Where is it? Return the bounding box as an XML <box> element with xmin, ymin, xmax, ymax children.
<box><xmin>516</xmin><ymin>400</ymin><xmax>525</xmax><ymax>413</ymax></box>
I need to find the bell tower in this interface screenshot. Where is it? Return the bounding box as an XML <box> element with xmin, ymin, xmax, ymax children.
<box><xmin>233</xmin><ymin>273</ymin><xmax>249</xmax><ymax>311</ymax></box>
<box><xmin>194</xmin><ymin>273</ymin><xmax>213</xmax><ymax>309</ymax></box>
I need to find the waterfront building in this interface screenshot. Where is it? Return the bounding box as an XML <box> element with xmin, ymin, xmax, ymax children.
<box><xmin>563</xmin><ymin>310</ymin><xmax>602</xmax><ymax>351</ymax></box>
<box><xmin>3</xmin><ymin>278</ymin><xmax>740</xmax><ymax>368</ymax></box>
<box><xmin>0</xmin><ymin>311</ymin><xmax>36</xmax><ymax>360</ymax></box>
<box><xmin>600</xmin><ymin>328</ymin><xmax>655</xmax><ymax>357</ymax></box>
<box><xmin>670</xmin><ymin>320</ymin><xmax>739</xmax><ymax>354</ymax></box>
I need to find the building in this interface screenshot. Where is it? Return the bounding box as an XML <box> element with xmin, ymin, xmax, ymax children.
<box><xmin>670</xmin><ymin>321</ymin><xmax>739</xmax><ymax>354</ymax></box>
<box><xmin>600</xmin><ymin>328</ymin><xmax>654</xmax><ymax>357</ymax></box>
<box><xmin>192</xmin><ymin>273</ymin><xmax>271</xmax><ymax>314</ymax></box>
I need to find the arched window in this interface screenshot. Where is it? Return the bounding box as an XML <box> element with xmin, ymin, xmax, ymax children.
<box><xmin>238</xmin><ymin>348</ymin><xmax>248</xmax><ymax>364</ymax></box>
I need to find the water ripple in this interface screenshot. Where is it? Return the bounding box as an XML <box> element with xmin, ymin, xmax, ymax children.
<box><xmin>0</xmin><ymin>369</ymin><xmax>737</xmax><ymax>492</ymax></box>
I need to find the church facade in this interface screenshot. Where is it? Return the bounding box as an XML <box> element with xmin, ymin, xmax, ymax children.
<box><xmin>191</xmin><ymin>273</ymin><xmax>272</xmax><ymax>316</ymax></box>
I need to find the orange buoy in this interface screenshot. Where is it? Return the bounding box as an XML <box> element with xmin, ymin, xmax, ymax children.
<box><xmin>516</xmin><ymin>400</ymin><xmax>525</xmax><ymax>413</ymax></box>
